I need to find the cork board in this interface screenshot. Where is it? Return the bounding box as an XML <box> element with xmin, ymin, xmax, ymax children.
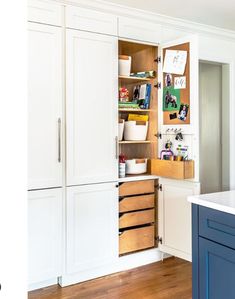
<box><xmin>163</xmin><ymin>42</ymin><xmax>190</xmax><ymax>125</ymax></box>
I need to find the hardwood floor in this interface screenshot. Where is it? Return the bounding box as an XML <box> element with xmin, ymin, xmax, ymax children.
<box><xmin>29</xmin><ymin>257</ymin><xmax>192</xmax><ymax>299</ymax></box>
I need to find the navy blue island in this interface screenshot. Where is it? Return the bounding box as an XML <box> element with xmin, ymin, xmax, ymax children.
<box><xmin>188</xmin><ymin>190</ymin><xmax>235</xmax><ymax>299</ymax></box>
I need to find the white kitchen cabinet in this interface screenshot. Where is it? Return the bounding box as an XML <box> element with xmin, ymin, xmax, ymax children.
<box><xmin>158</xmin><ymin>178</ymin><xmax>200</xmax><ymax>261</ymax></box>
<box><xmin>118</xmin><ymin>16</ymin><xmax>162</xmax><ymax>44</ymax></box>
<box><xmin>28</xmin><ymin>188</ymin><xmax>63</xmax><ymax>285</ymax></box>
<box><xmin>28</xmin><ymin>22</ymin><xmax>63</xmax><ymax>190</ymax></box>
<box><xmin>65</xmin><ymin>6</ymin><xmax>118</xmax><ymax>36</ymax></box>
<box><xmin>66</xmin><ymin>29</ymin><xmax>118</xmax><ymax>186</ymax></box>
<box><xmin>28</xmin><ymin>0</ymin><xmax>62</xmax><ymax>26</ymax></box>
<box><xmin>66</xmin><ymin>183</ymin><xmax>118</xmax><ymax>274</ymax></box>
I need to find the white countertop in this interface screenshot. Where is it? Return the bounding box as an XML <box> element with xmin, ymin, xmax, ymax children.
<box><xmin>188</xmin><ymin>190</ymin><xmax>235</xmax><ymax>215</ymax></box>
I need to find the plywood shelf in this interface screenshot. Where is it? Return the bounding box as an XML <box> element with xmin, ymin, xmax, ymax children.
<box><xmin>119</xmin><ymin>140</ymin><xmax>151</xmax><ymax>144</ymax></box>
<box><xmin>118</xmin><ymin>108</ymin><xmax>154</xmax><ymax>112</ymax></box>
<box><xmin>118</xmin><ymin>75</ymin><xmax>154</xmax><ymax>82</ymax></box>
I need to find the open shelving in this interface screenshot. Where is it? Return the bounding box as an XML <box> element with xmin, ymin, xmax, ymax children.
<box><xmin>118</xmin><ymin>40</ymin><xmax>158</xmax><ymax>161</ymax></box>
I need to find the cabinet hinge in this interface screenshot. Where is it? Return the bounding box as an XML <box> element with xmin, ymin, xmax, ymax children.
<box><xmin>156</xmin><ymin>184</ymin><xmax>162</xmax><ymax>191</ymax></box>
<box><xmin>156</xmin><ymin>236</ymin><xmax>163</xmax><ymax>244</ymax></box>
<box><xmin>155</xmin><ymin>132</ymin><xmax>162</xmax><ymax>139</ymax></box>
<box><xmin>154</xmin><ymin>56</ymin><xmax>161</xmax><ymax>63</ymax></box>
<box><xmin>154</xmin><ymin>82</ymin><xmax>161</xmax><ymax>89</ymax></box>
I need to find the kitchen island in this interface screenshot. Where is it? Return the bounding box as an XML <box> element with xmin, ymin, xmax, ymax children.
<box><xmin>188</xmin><ymin>190</ymin><xmax>235</xmax><ymax>299</ymax></box>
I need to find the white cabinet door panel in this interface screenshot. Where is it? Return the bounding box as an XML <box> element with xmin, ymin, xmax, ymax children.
<box><xmin>66</xmin><ymin>183</ymin><xmax>118</xmax><ymax>274</ymax></box>
<box><xmin>118</xmin><ymin>16</ymin><xmax>162</xmax><ymax>44</ymax></box>
<box><xmin>28</xmin><ymin>188</ymin><xmax>63</xmax><ymax>285</ymax></box>
<box><xmin>158</xmin><ymin>179</ymin><xmax>200</xmax><ymax>261</ymax></box>
<box><xmin>66</xmin><ymin>29</ymin><xmax>118</xmax><ymax>186</ymax></box>
<box><xmin>28</xmin><ymin>0</ymin><xmax>62</xmax><ymax>26</ymax></box>
<box><xmin>66</xmin><ymin>6</ymin><xmax>117</xmax><ymax>36</ymax></box>
<box><xmin>28</xmin><ymin>23</ymin><xmax>63</xmax><ymax>190</ymax></box>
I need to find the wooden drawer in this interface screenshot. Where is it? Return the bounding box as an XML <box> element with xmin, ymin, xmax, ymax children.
<box><xmin>119</xmin><ymin>209</ymin><xmax>155</xmax><ymax>229</ymax></box>
<box><xmin>150</xmin><ymin>159</ymin><xmax>194</xmax><ymax>179</ymax></box>
<box><xmin>119</xmin><ymin>194</ymin><xmax>155</xmax><ymax>213</ymax></box>
<box><xmin>199</xmin><ymin>206</ymin><xmax>235</xmax><ymax>250</ymax></box>
<box><xmin>119</xmin><ymin>180</ymin><xmax>154</xmax><ymax>197</ymax></box>
<box><xmin>119</xmin><ymin>225</ymin><xmax>155</xmax><ymax>255</ymax></box>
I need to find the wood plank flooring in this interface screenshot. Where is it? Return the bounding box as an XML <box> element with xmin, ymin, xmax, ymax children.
<box><xmin>29</xmin><ymin>257</ymin><xmax>192</xmax><ymax>299</ymax></box>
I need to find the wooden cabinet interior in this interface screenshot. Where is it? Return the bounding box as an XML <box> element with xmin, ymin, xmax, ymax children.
<box><xmin>119</xmin><ymin>180</ymin><xmax>158</xmax><ymax>255</ymax></box>
<box><xmin>118</xmin><ymin>40</ymin><xmax>158</xmax><ymax>163</ymax></box>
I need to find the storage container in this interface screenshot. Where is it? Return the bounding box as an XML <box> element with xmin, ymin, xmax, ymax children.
<box><xmin>150</xmin><ymin>159</ymin><xmax>194</xmax><ymax>179</ymax></box>
<box><xmin>118</xmin><ymin>55</ymin><xmax>131</xmax><ymax>76</ymax></box>
<box><xmin>119</xmin><ymin>225</ymin><xmax>155</xmax><ymax>255</ymax></box>
<box><xmin>119</xmin><ymin>194</ymin><xmax>155</xmax><ymax>213</ymax></box>
<box><xmin>126</xmin><ymin>158</ymin><xmax>147</xmax><ymax>174</ymax></box>
<box><xmin>118</xmin><ymin>119</ymin><xmax>125</xmax><ymax>141</ymax></box>
<box><xmin>119</xmin><ymin>209</ymin><xmax>155</xmax><ymax>229</ymax></box>
<box><xmin>124</xmin><ymin>121</ymin><xmax>148</xmax><ymax>141</ymax></box>
<box><xmin>119</xmin><ymin>180</ymin><xmax>154</xmax><ymax>197</ymax></box>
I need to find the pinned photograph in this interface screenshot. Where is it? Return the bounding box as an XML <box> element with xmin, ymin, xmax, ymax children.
<box><xmin>163</xmin><ymin>87</ymin><xmax>180</xmax><ymax>111</ymax></box>
<box><xmin>178</xmin><ymin>104</ymin><xmax>189</xmax><ymax>121</ymax></box>
<box><xmin>165</xmin><ymin>73</ymin><xmax>172</xmax><ymax>87</ymax></box>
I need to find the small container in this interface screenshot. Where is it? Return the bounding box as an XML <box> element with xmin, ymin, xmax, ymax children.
<box><xmin>124</xmin><ymin>121</ymin><xmax>148</xmax><ymax>141</ymax></box>
<box><xmin>126</xmin><ymin>159</ymin><xmax>147</xmax><ymax>174</ymax></box>
<box><xmin>119</xmin><ymin>55</ymin><xmax>131</xmax><ymax>76</ymax></box>
<box><xmin>119</xmin><ymin>163</ymin><xmax>126</xmax><ymax>178</ymax></box>
<box><xmin>118</xmin><ymin>119</ymin><xmax>125</xmax><ymax>141</ymax></box>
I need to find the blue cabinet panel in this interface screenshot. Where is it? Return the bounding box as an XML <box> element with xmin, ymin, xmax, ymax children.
<box><xmin>199</xmin><ymin>237</ymin><xmax>235</xmax><ymax>299</ymax></box>
<box><xmin>199</xmin><ymin>206</ymin><xmax>235</xmax><ymax>250</ymax></box>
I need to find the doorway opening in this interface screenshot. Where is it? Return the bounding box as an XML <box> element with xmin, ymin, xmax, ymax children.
<box><xmin>199</xmin><ymin>61</ymin><xmax>230</xmax><ymax>194</ymax></box>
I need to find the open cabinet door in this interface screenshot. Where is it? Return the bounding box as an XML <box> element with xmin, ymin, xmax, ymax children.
<box><xmin>158</xmin><ymin>178</ymin><xmax>200</xmax><ymax>261</ymax></box>
<box><xmin>158</xmin><ymin>35</ymin><xmax>198</xmax><ymax>134</ymax></box>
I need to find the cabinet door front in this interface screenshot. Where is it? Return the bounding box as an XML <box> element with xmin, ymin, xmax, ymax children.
<box><xmin>158</xmin><ymin>179</ymin><xmax>200</xmax><ymax>261</ymax></box>
<box><xmin>66</xmin><ymin>29</ymin><xmax>118</xmax><ymax>186</ymax></box>
<box><xmin>199</xmin><ymin>237</ymin><xmax>235</xmax><ymax>299</ymax></box>
<box><xmin>28</xmin><ymin>23</ymin><xmax>63</xmax><ymax>190</ymax></box>
<box><xmin>66</xmin><ymin>183</ymin><xmax>118</xmax><ymax>274</ymax></box>
<box><xmin>28</xmin><ymin>188</ymin><xmax>63</xmax><ymax>285</ymax></box>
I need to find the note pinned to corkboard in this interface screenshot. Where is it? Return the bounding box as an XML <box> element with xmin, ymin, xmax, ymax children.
<box><xmin>162</xmin><ymin>42</ymin><xmax>190</xmax><ymax>125</ymax></box>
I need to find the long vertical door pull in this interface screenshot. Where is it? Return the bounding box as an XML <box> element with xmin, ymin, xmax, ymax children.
<box><xmin>58</xmin><ymin>118</ymin><xmax>61</xmax><ymax>163</ymax></box>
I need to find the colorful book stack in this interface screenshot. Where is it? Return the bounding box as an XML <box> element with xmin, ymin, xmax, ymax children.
<box><xmin>133</xmin><ymin>83</ymin><xmax>151</xmax><ymax>109</ymax></box>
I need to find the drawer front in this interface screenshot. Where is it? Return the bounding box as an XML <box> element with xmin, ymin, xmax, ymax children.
<box><xmin>119</xmin><ymin>194</ymin><xmax>155</xmax><ymax>213</ymax></box>
<box><xmin>119</xmin><ymin>225</ymin><xmax>155</xmax><ymax>255</ymax></box>
<box><xmin>28</xmin><ymin>0</ymin><xmax>62</xmax><ymax>26</ymax></box>
<box><xmin>119</xmin><ymin>180</ymin><xmax>154</xmax><ymax>197</ymax></box>
<box><xmin>66</xmin><ymin>6</ymin><xmax>118</xmax><ymax>36</ymax></box>
<box><xmin>119</xmin><ymin>209</ymin><xmax>155</xmax><ymax>229</ymax></box>
<box><xmin>118</xmin><ymin>16</ymin><xmax>162</xmax><ymax>44</ymax></box>
<box><xmin>199</xmin><ymin>206</ymin><xmax>235</xmax><ymax>250</ymax></box>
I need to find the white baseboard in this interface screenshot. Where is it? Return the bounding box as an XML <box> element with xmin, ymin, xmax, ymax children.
<box><xmin>59</xmin><ymin>248</ymin><xmax>162</xmax><ymax>287</ymax></box>
<box><xmin>28</xmin><ymin>278</ymin><xmax>58</xmax><ymax>291</ymax></box>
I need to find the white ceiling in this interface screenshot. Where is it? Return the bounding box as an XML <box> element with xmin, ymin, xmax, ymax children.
<box><xmin>105</xmin><ymin>0</ymin><xmax>235</xmax><ymax>31</ymax></box>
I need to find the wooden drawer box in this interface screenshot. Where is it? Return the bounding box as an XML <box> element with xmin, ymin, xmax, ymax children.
<box><xmin>150</xmin><ymin>159</ymin><xmax>194</xmax><ymax>179</ymax></box>
<box><xmin>119</xmin><ymin>209</ymin><xmax>155</xmax><ymax>229</ymax></box>
<box><xmin>119</xmin><ymin>225</ymin><xmax>155</xmax><ymax>255</ymax></box>
<box><xmin>119</xmin><ymin>194</ymin><xmax>155</xmax><ymax>213</ymax></box>
<box><xmin>119</xmin><ymin>180</ymin><xmax>154</xmax><ymax>197</ymax></box>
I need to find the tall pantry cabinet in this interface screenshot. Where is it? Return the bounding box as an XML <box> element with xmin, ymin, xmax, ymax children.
<box><xmin>28</xmin><ymin>0</ymin><xmax>200</xmax><ymax>290</ymax></box>
<box><xmin>28</xmin><ymin>1</ymin><xmax>63</xmax><ymax>288</ymax></box>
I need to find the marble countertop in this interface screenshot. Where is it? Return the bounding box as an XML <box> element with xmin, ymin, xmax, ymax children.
<box><xmin>188</xmin><ymin>190</ymin><xmax>235</xmax><ymax>215</ymax></box>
